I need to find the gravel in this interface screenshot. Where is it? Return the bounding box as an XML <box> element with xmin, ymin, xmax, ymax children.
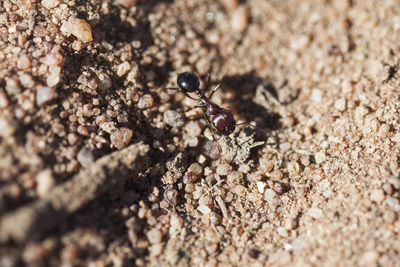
<box><xmin>163</xmin><ymin>110</ymin><xmax>185</xmax><ymax>128</ymax></box>
<box><xmin>1</xmin><ymin>0</ymin><xmax>400</xmax><ymax>266</ymax></box>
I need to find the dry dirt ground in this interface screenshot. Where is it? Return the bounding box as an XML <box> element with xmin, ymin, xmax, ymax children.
<box><xmin>1</xmin><ymin>0</ymin><xmax>400</xmax><ymax>266</ymax></box>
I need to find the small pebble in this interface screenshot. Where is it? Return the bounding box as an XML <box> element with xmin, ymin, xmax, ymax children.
<box><xmin>220</xmin><ymin>0</ymin><xmax>238</xmax><ymax>9</ymax></box>
<box><xmin>110</xmin><ymin>127</ymin><xmax>133</xmax><ymax>150</ymax></box>
<box><xmin>378</xmin><ymin>123</ymin><xmax>390</xmax><ymax>138</ymax></box>
<box><xmin>0</xmin><ymin>90</ymin><xmax>9</xmax><ymax>109</ymax></box>
<box><xmin>188</xmin><ymin>162</ymin><xmax>203</xmax><ymax>175</ymax></box>
<box><xmin>77</xmin><ymin>145</ymin><xmax>95</xmax><ymax>167</ymax></box>
<box><xmin>200</xmin><ymin>140</ymin><xmax>221</xmax><ymax>160</ymax></box>
<box><xmin>185</xmin><ymin>183</ymin><xmax>195</xmax><ymax>193</ymax></box>
<box><xmin>183</xmin><ymin>171</ymin><xmax>200</xmax><ymax>184</ymax></box>
<box><xmin>45</xmin><ymin>48</ymin><xmax>63</xmax><ymax>66</ymax></box>
<box><xmin>311</xmin><ymin>88</ymin><xmax>323</xmax><ymax>102</ymax></box>
<box><xmin>146</xmin><ymin>228</ymin><xmax>162</xmax><ymax>244</ymax></box>
<box><xmin>227</xmin><ymin>170</ymin><xmax>243</xmax><ymax>183</ymax></box>
<box><xmin>273</xmin><ymin>182</ymin><xmax>284</xmax><ymax>194</ymax></box>
<box><xmin>77</xmin><ymin>125</ymin><xmax>89</xmax><ymax>136</ymax></box>
<box><xmin>307</xmin><ymin>207</ymin><xmax>323</xmax><ymax>219</ymax></box>
<box><xmin>197</xmin><ymin>203</ymin><xmax>212</xmax><ymax>215</ymax></box>
<box><xmin>231</xmin><ymin>6</ymin><xmax>248</xmax><ymax>32</ymax></box>
<box><xmin>17</xmin><ymin>55</ymin><xmax>31</xmax><ymax>70</ymax></box>
<box><xmin>314</xmin><ymin>151</ymin><xmax>326</xmax><ymax>164</ymax></box>
<box><xmin>137</xmin><ymin>94</ymin><xmax>154</xmax><ymax>109</ymax></box>
<box><xmin>216</xmin><ymin>163</ymin><xmax>232</xmax><ymax>176</ymax></box>
<box><xmin>210</xmin><ymin>212</ymin><xmax>222</xmax><ymax>225</ymax></box>
<box><xmin>36</xmin><ymin>86</ymin><xmax>57</xmax><ymax>107</ymax></box>
<box><xmin>382</xmin><ymin>182</ymin><xmax>393</xmax><ymax>195</ymax></box>
<box><xmin>270</xmin><ymin>170</ymin><xmax>283</xmax><ymax>180</ymax></box>
<box><xmin>334</xmin><ymin>98</ymin><xmax>346</xmax><ymax>111</ymax></box>
<box><xmin>359</xmin><ymin>250</ymin><xmax>379</xmax><ymax>265</ymax></box>
<box><xmin>41</xmin><ymin>0</ymin><xmax>60</xmax><ymax>9</ymax></box>
<box><xmin>370</xmin><ymin>189</ymin><xmax>385</xmax><ymax>203</ymax></box>
<box><xmin>5</xmin><ymin>78</ymin><xmax>21</xmax><ymax>95</ymax></box>
<box><xmin>263</xmin><ymin>188</ymin><xmax>277</xmax><ymax>203</ymax></box>
<box><xmin>279</xmin><ymin>142</ymin><xmax>291</xmax><ymax>151</ymax></box>
<box><xmin>238</xmin><ymin>164</ymin><xmax>250</xmax><ymax>173</ymax></box>
<box><xmin>46</xmin><ymin>73</ymin><xmax>60</xmax><ymax>87</ymax></box>
<box><xmin>62</xmin><ymin>17</ymin><xmax>93</xmax><ymax>43</ymax></box>
<box><xmin>185</xmin><ymin>121</ymin><xmax>202</xmax><ymax>137</ymax></box>
<box><xmin>19</xmin><ymin>73</ymin><xmax>35</xmax><ymax>88</ymax></box>
<box><xmin>113</xmin><ymin>0</ymin><xmax>137</xmax><ymax>8</ymax></box>
<box><xmin>117</xmin><ymin>62</ymin><xmax>131</xmax><ymax>77</ymax></box>
<box><xmin>163</xmin><ymin>188</ymin><xmax>178</xmax><ymax>206</ymax></box>
<box><xmin>163</xmin><ymin>110</ymin><xmax>185</xmax><ymax>127</ymax></box>
<box><xmin>36</xmin><ymin>169</ymin><xmax>55</xmax><ymax>198</ymax></box>
<box><xmin>169</xmin><ymin>213</ymin><xmax>183</xmax><ymax>236</ymax></box>
<box><xmin>257</xmin><ymin>181</ymin><xmax>267</xmax><ymax>194</ymax></box>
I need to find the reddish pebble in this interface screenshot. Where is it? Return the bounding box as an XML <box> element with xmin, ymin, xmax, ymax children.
<box><xmin>137</xmin><ymin>94</ymin><xmax>154</xmax><ymax>109</ymax></box>
<box><xmin>60</xmin><ymin>245</ymin><xmax>79</xmax><ymax>263</ymax></box>
<box><xmin>77</xmin><ymin>125</ymin><xmax>89</xmax><ymax>136</ymax></box>
<box><xmin>183</xmin><ymin>171</ymin><xmax>200</xmax><ymax>184</ymax></box>
<box><xmin>110</xmin><ymin>127</ymin><xmax>133</xmax><ymax>150</ymax></box>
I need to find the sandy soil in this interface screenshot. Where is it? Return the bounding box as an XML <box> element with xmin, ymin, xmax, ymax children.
<box><xmin>1</xmin><ymin>0</ymin><xmax>400</xmax><ymax>266</ymax></box>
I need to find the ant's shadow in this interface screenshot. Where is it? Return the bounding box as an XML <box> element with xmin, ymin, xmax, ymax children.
<box><xmin>221</xmin><ymin>72</ymin><xmax>281</xmax><ymax>132</ymax></box>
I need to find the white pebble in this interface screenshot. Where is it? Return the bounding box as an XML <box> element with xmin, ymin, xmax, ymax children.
<box><xmin>279</xmin><ymin>142</ymin><xmax>291</xmax><ymax>151</ymax></box>
<box><xmin>36</xmin><ymin>86</ymin><xmax>57</xmax><ymax>106</ymax></box>
<box><xmin>197</xmin><ymin>204</ymin><xmax>212</xmax><ymax>215</ymax></box>
<box><xmin>117</xmin><ymin>62</ymin><xmax>131</xmax><ymax>77</ymax></box>
<box><xmin>256</xmin><ymin>181</ymin><xmax>267</xmax><ymax>194</ymax></box>
<box><xmin>334</xmin><ymin>98</ymin><xmax>346</xmax><ymax>111</ymax></box>
<box><xmin>169</xmin><ymin>213</ymin><xmax>183</xmax><ymax>236</ymax></box>
<box><xmin>146</xmin><ymin>228</ymin><xmax>162</xmax><ymax>244</ymax></box>
<box><xmin>359</xmin><ymin>250</ymin><xmax>379</xmax><ymax>265</ymax></box>
<box><xmin>263</xmin><ymin>188</ymin><xmax>277</xmax><ymax>203</ymax></box>
<box><xmin>41</xmin><ymin>0</ymin><xmax>60</xmax><ymax>9</ymax></box>
<box><xmin>231</xmin><ymin>6</ymin><xmax>248</xmax><ymax>32</ymax></box>
<box><xmin>307</xmin><ymin>207</ymin><xmax>322</xmax><ymax>219</ymax></box>
<box><xmin>46</xmin><ymin>73</ymin><xmax>60</xmax><ymax>87</ymax></box>
<box><xmin>314</xmin><ymin>151</ymin><xmax>326</xmax><ymax>164</ymax></box>
<box><xmin>311</xmin><ymin>88</ymin><xmax>323</xmax><ymax>102</ymax></box>
<box><xmin>370</xmin><ymin>189</ymin><xmax>385</xmax><ymax>203</ymax></box>
<box><xmin>36</xmin><ymin>169</ymin><xmax>55</xmax><ymax>198</ymax></box>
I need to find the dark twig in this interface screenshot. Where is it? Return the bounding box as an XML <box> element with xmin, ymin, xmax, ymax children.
<box><xmin>0</xmin><ymin>142</ymin><xmax>150</xmax><ymax>244</ymax></box>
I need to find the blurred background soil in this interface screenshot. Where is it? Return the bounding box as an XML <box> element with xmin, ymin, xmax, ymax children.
<box><xmin>1</xmin><ymin>0</ymin><xmax>400</xmax><ymax>266</ymax></box>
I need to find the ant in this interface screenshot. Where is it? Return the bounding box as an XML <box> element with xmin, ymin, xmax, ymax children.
<box><xmin>173</xmin><ymin>72</ymin><xmax>237</xmax><ymax>136</ymax></box>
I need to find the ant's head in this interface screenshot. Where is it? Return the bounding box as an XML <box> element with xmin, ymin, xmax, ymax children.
<box><xmin>177</xmin><ymin>72</ymin><xmax>200</xmax><ymax>93</ymax></box>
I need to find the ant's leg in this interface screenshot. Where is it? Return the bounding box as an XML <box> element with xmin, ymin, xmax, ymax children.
<box><xmin>201</xmin><ymin>72</ymin><xmax>212</xmax><ymax>96</ymax></box>
<box><xmin>184</xmin><ymin>105</ymin><xmax>203</xmax><ymax>113</ymax></box>
<box><xmin>167</xmin><ymin>87</ymin><xmax>199</xmax><ymax>100</ymax></box>
<box><xmin>204</xmin><ymin>117</ymin><xmax>217</xmax><ymax>141</ymax></box>
<box><xmin>235</xmin><ymin>121</ymin><xmax>257</xmax><ymax>129</ymax></box>
<box><xmin>208</xmin><ymin>83</ymin><xmax>221</xmax><ymax>99</ymax></box>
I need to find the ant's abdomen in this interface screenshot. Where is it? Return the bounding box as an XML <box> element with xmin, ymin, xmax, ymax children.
<box><xmin>211</xmin><ymin>109</ymin><xmax>236</xmax><ymax>135</ymax></box>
